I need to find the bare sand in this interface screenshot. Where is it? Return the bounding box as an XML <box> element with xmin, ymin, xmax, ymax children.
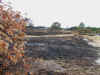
<box><xmin>83</xmin><ymin>35</ymin><xmax>100</xmax><ymax>64</ymax></box>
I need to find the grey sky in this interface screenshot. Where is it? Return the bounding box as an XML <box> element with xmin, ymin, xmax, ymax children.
<box><xmin>4</xmin><ymin>0</ymin><xmax>100</xmax><ymax>27</ymax></box>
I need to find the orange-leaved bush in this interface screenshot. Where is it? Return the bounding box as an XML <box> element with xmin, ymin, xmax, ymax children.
<box><xmin>0</xmin><ymin>4</ymin><xmax>27</xmax><ymax>74</ymax></box>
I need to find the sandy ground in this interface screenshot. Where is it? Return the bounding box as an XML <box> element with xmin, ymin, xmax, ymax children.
<box><xmin>25</xmin><ymin>34</ymin><xmax>74</xmax><ymax>38</ymax></box>
<box><xmin>84</xmin><ymin>36</ymin><xmax>100</xmax><ymax>47</ymax></box>
<box><xmin>83</xmin><ymin>35</ymin><xmax>100</xmax><ymax>64</ymax></box>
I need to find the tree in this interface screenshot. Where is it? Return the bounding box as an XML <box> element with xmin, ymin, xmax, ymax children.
<box><xmin>79</xmin><ymin>22</ymin><xmax>85</xmax><ymax>28</ymax></box>
<box><xmin>50</xmin><ymin>22</ymin><xmax>62</xmax><ymax>30</ymax></box>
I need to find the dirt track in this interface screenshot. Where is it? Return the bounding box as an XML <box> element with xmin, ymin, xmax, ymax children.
<box><xmin>25</xmin><ymin>34</ymin><xmax>74</xmax><ymax>38</ymax></box>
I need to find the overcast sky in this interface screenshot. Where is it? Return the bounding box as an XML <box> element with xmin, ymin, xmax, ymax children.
<box><xmin>3</xmin><ymin>0</ymin><xmax>100</xmax><ymax>28</ymax></box>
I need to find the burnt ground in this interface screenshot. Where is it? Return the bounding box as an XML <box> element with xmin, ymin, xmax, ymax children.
<box><xmin>25</xmin><ymin>36</ymin><xmax>98</xmax><ymax>61</ymax></box>
<box><xmin>24</xmin><ymin>35</ymin><xmax>100</xmax><ymax>75</ymax></box>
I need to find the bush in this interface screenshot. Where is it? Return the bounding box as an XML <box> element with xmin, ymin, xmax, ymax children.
<box><xmin>0</xmin><ymin>4</ymin><xmax>27</xmax><ymax>74</ymax></box>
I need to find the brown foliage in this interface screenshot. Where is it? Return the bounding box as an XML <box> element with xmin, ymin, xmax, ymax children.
<box><xmin>0</xmin><ymin>4</ymin><xmax>27</xmax><ymax>74</ymax></box>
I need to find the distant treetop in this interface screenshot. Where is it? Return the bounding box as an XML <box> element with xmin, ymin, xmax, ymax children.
<box><xmin>50</xmin><ymin>22</ymin><xmax>62</xmax><ymax>30</ymax></box>
<box><xmin>79</xmin><ymin>22</ymin><xmax>85</xmax><ymax>28</ymax></box>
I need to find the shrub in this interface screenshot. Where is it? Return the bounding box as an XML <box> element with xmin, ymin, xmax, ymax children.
<box><xmin>0</xmin><ymin>4</ymin><xmax>27</xmax><ymax>74</ymax></box>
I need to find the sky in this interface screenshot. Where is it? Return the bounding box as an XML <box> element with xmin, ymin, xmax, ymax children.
<box><xmin>2</xmin><ymin>0</ymin><xmax>100</xmax><ymax>28</ymax></box>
